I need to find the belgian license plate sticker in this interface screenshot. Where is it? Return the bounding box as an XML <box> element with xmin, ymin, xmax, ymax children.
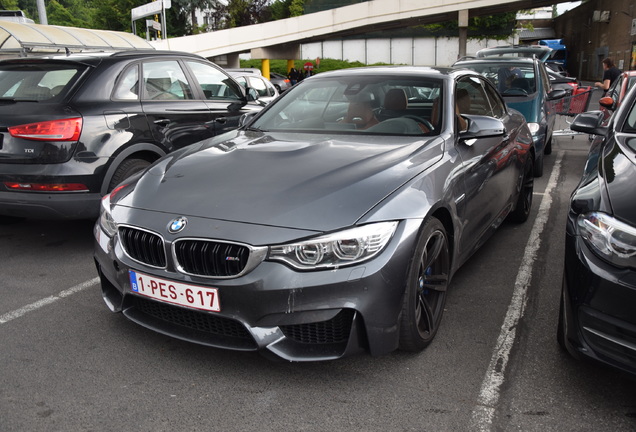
<box><xmin>129</xmin><ymin>270</ymin><xmax>220</xmax><ymax>312</ymax></box>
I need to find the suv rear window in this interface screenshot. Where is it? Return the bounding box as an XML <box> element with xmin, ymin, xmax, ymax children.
<box><xmin>0</xmin><ymin>63</ymin><xmax>83</xmax><ymax>101</ymax></box>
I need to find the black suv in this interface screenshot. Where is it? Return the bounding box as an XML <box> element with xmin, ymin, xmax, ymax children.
<box><xmin>0</xmin><ymin>50</ymin><xmax>261</xmax><ymax>220</ymax></box>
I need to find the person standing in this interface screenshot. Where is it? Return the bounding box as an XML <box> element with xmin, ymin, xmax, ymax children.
<box><xmin>288</xmin><ymin>68</ymin><xmax>299</xmax><ymax>85</ymax></box>
<box><xmin>594</xmin><ymin>58</ymin><xmax>621</xmax><ymax>92</ymax></box>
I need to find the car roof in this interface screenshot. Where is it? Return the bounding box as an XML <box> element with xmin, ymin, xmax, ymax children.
<box><xmin>226</xmin><ymin>68</ymin><xmax>262</xmax><ymax>75</ymax></box>
<box><xmin>228</xmin><ymin>71</ymin><xmax>265</xmax><ymax>78</ymax></box>
<box><xmin>308</xmin><ymin>65</ymin><xmax>474</xmax><ymax>81</ymax></box>
<box><xmin>477</xmin><ymin>45</ymin><xmax>552</xmax><ymax>56</ymax></box>
<box><xmin>0</xmin><ymin>49</ymin><xmax>207</xmax><ymax>65</ymax></box>
<box><xmin>453</xmin><ymin>57</ymin><xmax>537</xmax><ymax>67</ymax></box>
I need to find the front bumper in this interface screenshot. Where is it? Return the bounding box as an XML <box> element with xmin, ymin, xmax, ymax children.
<box><xmin>562</xmin><ymin>227</ymin><xmax>636</xmax><ymax>376</ymax></box>
<box><xmin>94</xmin><ymin>212</ymin><xmax>422</xmax><ymax>361</ymax></box>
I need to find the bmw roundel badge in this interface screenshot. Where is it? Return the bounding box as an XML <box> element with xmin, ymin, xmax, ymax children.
<box><xmin>168</xmin><ymin>217</ymin><xmax>188</xmax><ymax>234</ymax></box>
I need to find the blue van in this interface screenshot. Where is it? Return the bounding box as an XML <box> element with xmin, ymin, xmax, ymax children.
<box><xmin>539</xmin><ymin>39</ymin><xmax>568</xmax><ymax>69</ymax></box>
<box><xmin>453</xmin><ymin>56</ymin><xmax>566</xmax><ymax>177</ymax></box>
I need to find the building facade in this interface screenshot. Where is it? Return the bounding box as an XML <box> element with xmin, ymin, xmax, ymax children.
<box><xmin>554</xmin><ymin>0</ymin><xmax>635</xmax><ymax>80</ymax></box>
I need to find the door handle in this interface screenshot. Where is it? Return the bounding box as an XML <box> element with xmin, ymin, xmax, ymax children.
<box><xmin>215</xmin><ymin>117</ymin><xmax>227</xmax><ymax>124</ymax></box>
<box><xmin>153</xmin><ymin>119</ymin><xmax>170</xmax><ymax>126</ymax></box>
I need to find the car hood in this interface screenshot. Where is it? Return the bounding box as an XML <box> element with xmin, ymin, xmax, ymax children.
<box><xmin>505</xmin><ymin>95</ymin><xmax>540</xmax><ymax>123</ymax></box>
<box><xmin>116</xmin><ymin>130</ymin><xmax>443</xmax><ymax>232</ymax></box>
<box><xmin>602</xmin><ymin>135</ymin><xmax>636</xmax><ymax>222</ymax></box>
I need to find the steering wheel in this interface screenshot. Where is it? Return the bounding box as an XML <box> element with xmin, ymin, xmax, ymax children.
<box><xmin>502</xmin><ymin>88</ymin><xmax>528</xmax><ymax>96</ymax></box>
<box><xmin>402</xmin><ymin>115</ymin><xmax>435</xmax><ymax>133</ymax></box>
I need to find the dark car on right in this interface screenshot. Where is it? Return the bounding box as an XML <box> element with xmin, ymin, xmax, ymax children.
<box><xmin>559</xmin><ymin>84</ymin><xmax>636</xmax><ymax>377</ymax></box>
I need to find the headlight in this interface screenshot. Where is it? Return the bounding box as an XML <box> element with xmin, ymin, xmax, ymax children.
<box><xmin>527</xmin><ymin>122</ymin><xmax>540</xmax><ymax>135</ymax></box>
<box><xmin>98</xmin><ymin>194</ymin><xmax>118</xmax><ymax>237</ymax></box>
<box><xmin>269</xmin><ymin>221</ymin><xmax>398</xmax><ymax>270</ymax></box>
<box><xmin>577</xmin><ymin>212</ymin><xmax>636</xmax><ymax>268</ymax></box>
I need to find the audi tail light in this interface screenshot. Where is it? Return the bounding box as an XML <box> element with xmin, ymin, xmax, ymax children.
<box><xmin>8</xmin><ymin>118</ymin><xmax>82</xmax><ymax>141</ymax></box>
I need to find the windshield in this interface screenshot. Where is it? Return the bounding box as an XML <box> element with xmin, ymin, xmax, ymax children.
<box><xmin>457</xmin><ymin>63</ymin><xmax>535</xmax><ymax>96</ymax></box>
<box><xmin>250</xmin><ymin>76</ymin><xmax>443</xmax><ymax>136</ymax></box>
<box><xmin>624</xmin><ymin>93</ymin><xmax>636</xmax><ymax>135</ymax></box>
<box><xmin>0</xmin><ymin>63</ymin><xmax>83</xmax><ymax>101</ymax></box>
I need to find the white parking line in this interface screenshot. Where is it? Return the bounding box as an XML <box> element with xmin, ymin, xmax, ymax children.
<box><xmin>0</xmin><ymin>277</ymin><xmax>99</xmax><ymax>324</ymax></box>
<box><xmin>470</xmin><ymin>152</ymin><xmax>564</xmax><ymax>431</ymax></box>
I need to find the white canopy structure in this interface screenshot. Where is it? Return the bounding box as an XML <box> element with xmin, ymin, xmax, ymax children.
<box><xmin>0</xmin><ymin>21</ymin><xmax>153</xmax><ymax>57</ymax></box>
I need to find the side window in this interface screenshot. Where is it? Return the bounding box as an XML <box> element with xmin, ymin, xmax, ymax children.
<box><xmin>142</xmin><ymin>60</ymin><xmax>194</xmax><ymax>101</ymax></box>
<box><xmin>607</xmin><ymin>76</ymin><xmax>622</xmax><ymax>101</ymax></box>
<box><xmin>186</xmin><ymin>61</ymin><xmax>243</xmax><ymax>101</ymax></box>
<box><xmin>482</xmin><ymin>80</ymin><xmax>506</xmax><ymax>119</ymax></box>
<box><xmin>234</xmin><ymin>76</ymin><xmax>247</xmax><ymax>87</ymax></box>
<box><xmin>624</xmin><ymin>96</ymin><xmax>636</xmax><ymax>132</ymax></box>
<box><xmin>248</xmin><ymin>76</ymin><xmax>269</xmax><ymax>97</ymax></box>
<box><xmin>456</xmin><ymin>76</ymin><xmax>490</xmax><ymax>117</ymax></box>
<box><xmin>113</xmin><ymin>65</ymin><xmax>139</xmax><ymax>100</ymax></box>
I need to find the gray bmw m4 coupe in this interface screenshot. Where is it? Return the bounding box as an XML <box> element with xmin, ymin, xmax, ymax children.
<box><xmin>94</xmin><ymin>66</ymin><xmax>535</xmax><ymax>361</ymax></box>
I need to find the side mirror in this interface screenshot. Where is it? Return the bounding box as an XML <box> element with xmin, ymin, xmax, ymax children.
<box><xmin>569</xmin><ymin>110</ymin><xmax>607</xmax><ymax>136</ymax></box>
<box><xmin>460</xmin><ymin>115</ymin><xmax>506</xmax><ymax>139</ymax></box>
<box><xmin>547</xmin><ymin>89</ymin><xmax>567</xmax><ymax>100</ymax></box>
<box><xmin>599</xmin><ymin>96</ymin><xmax>615</xmax><ymax>110</ymax></box>
<box><xmin>246</xmin><ymin>88</ymin><xmax>259</xmax><ymax>102</ymax></box>
<box><xmin>239</xmin><ymin>112</ymin><xmax>257</xmax><ymax>127</ymax></box>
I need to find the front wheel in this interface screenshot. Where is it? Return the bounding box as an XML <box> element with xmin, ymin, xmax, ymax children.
<box><xmin>544</xmin><ymin>137</ymin><xmax>553</xmax><ymax>155</ymax></box>
<box><xmin>507</xmin><ymin>157</ymin><xmax>534</xmax><ymax>223</ymax></box>
<box><xmin>399</xmin><ymin>217</ymin><xmax>450</xmax><ymax>352</ymax></box>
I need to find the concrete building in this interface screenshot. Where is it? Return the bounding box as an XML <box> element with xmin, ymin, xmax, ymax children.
<box><xmin>554</xmin><ymin>0</ymin><xmax>635</xmax><ymax>80</ymax></box>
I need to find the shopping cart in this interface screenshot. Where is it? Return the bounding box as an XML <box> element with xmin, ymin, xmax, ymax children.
<box><xmin>552</xmin><ymin>86</ymin><xmax>595</xmax><ymax>137</ymax></box>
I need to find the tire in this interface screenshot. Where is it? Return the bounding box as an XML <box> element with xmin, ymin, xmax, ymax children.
<box><xmin>544</xmin><ymin>137</ymin><xmax>553</xmax><ymax>155</ymax></box>
<box><xmin>507</xmin><ymin>157</ymin><xmax>534</xmax><ymax>223</ymax></box>
<box><xmin>108</xmin><ymin>158</ymin><xmax>151</xmax><ymax>192</ymax></box>
<box><xmin>399</xmin><ymin>217</ymin><xmax>450</xmax><ymax>352</ymax></box>
<box><xmin>533</xmin><ymin>151</ymin><xmax>544</xmax><ymax>178</ymax></box>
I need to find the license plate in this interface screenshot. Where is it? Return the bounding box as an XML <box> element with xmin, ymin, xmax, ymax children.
<box><xmin>129</xmin><ymin>270</ymin><xmax>220</xmax><ymax>312</ymax></box>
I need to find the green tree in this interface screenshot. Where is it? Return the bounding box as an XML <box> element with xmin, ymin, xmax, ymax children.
<box><xmin>0</xmin><ymin>0</ymin><xmax>20</xmax><ymax>10</ymax></box>
<box><xmin>93</xmin><ymin>0</ymin><xmax>143</xmax><ymax>32</ymax></box>
<box><xmin>289</xmin><ymin>0</ymin><xmax>303</xmax><ymax>17</ymax></box>
<box><xmin>225</xmin><ymin>0</ymin><xmax>269</xmax><ymax>28</ymax></box>
<box><xmin>171</xmin><ymin>0</ymin><xmax>224</xmax><ymax>34</ymax></box>
<box><xmin>46</xmin><ymin>0</ymin><xmax>93</xmax><ymax>27</ymax></box>
<box><xmin>269</xmin><ymin>0</ymin><xmax>292</xmax><ymax>20</ymax></box>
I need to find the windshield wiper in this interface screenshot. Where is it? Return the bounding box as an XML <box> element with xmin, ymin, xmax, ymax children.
<box><xmin>0</xmin><ymin>97</ymin><xmax>40</xmax><ymax>103</ymax></box>
<box><xmin>244</xmin><ymin>126</ymin><xmax>268</xmax><ymax>132</ymax></box>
